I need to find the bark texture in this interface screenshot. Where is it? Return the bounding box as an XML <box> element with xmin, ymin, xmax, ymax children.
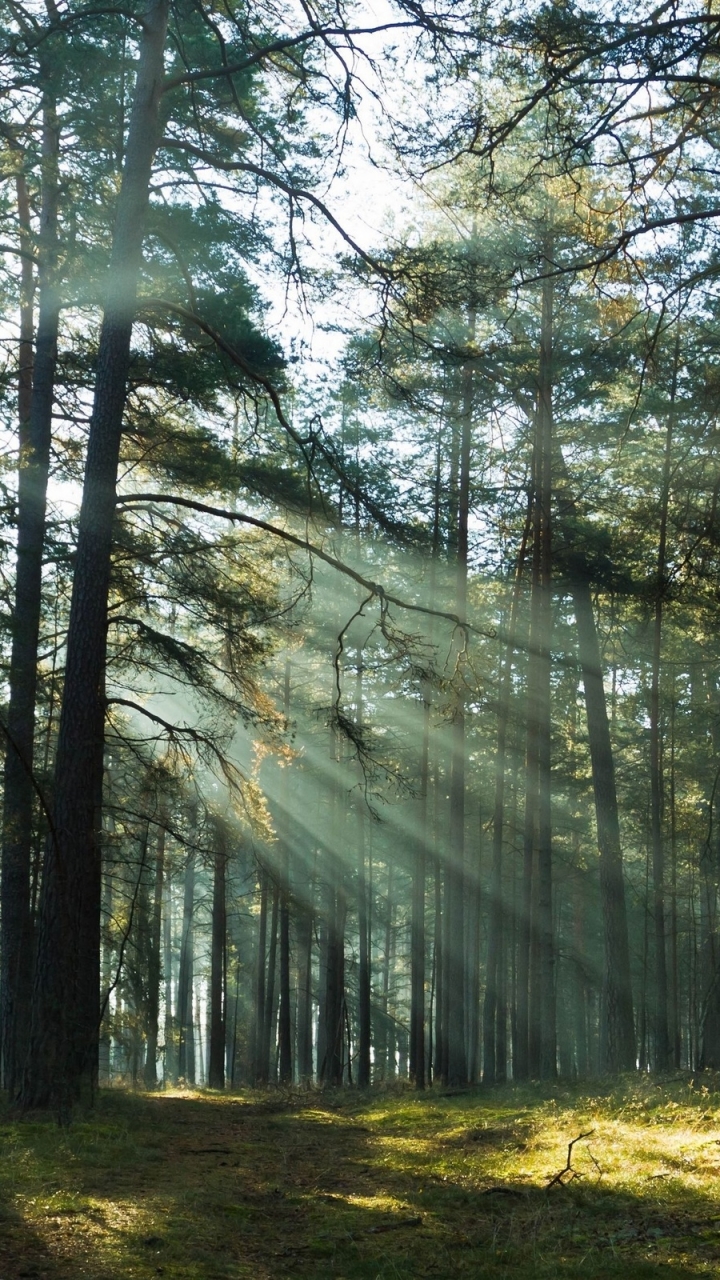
<box><xmin>21</xmin><ymin>0</ymin><xmax>170</xmax><ymax>1112</ymax></box>
<box><xmin>1</xmin><ymin>98</ymin><xmax>58</xmax><ymax>1097</ymax></box>
<box><xmin>208</xmin><ymin>827</ymin><xmax>226</xmax><ymax>1089</ymax></box>
<box><xmin>483</xmin><ymin>509</ymin><xmax>530</xmax><ymax>1083</ymax></box>
<box><xmin>143</xmin><ymin>823</ymin><xmax>165</xmax><ymax>1087</ymax></box>
<box><xmin>573</xmin><ymin>580</ymin><xmax>635</xmax><ymax>1070</ymax></box>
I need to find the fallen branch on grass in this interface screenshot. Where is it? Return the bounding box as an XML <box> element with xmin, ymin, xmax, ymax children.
<box><xmin>547</xmin><ymin>1130</ymin><xmax>596</xmax><ymax>1188</ymax></box>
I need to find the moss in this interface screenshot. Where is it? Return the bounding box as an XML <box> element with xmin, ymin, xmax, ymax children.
<box><xmin>1</xmin><ymin>1079</ymin><xmax>719</xmax><ymax>1277</ymax></box>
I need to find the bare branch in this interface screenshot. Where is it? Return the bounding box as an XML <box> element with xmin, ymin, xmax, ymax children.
<box><xmin>160</xmin><ymin>138</ymin><xmax>388</xmax><ymax>275</ymax></box>
<box><xmin>162</xmin><ymin>22</ymin><xmax>419</xmax><ymax>92</ymax></box>
<box><xmin>115</xmin><ymin>491</ymin><xmax>482</xmax><ymax>636</ymax></box>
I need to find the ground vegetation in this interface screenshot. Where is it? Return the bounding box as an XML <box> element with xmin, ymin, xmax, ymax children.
<box><xmin>3</xmin><ymin>0</ymin><xmax>720</xmax><ymax>1268</ymax></box>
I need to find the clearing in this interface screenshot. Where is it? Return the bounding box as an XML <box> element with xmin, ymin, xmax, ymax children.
<box><xmin>2</xmin><ymin>1077</ymin><xmax>720</xmax><ymax>1278</ymax></box>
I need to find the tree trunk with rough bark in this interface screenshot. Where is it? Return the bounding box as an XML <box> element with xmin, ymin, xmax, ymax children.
<box><xmin>322</xmin><ymin>881</ymin><xmax>346</xmax><ymax>1085</ymax></box>
<box><xmin>445</xmin><ymin>357</ymin><xmax>473</xmax><ymax>1087</ymax></box>
<box><xmin>356</xmin><ymin>655</ymin><xmax>372</xmax><ymax>1088</ymax></box>
<box><xmin>178</xmin><ymin>850</ymin><xmax>196</xmax><ymax>1085</ymax></box>
<box><xmin>517</xmin><ymin>429</ymin><xmax>542</xmax><ymax>1082</ymax></box>
<box><xmin>262</xmin><ymin>880</ymin><xmax>279</xmax><ymax>1080</ymax></box>
<box><xmin>254</xmin><ymin>865</ymin><xmax>269</xmax><ymax>1083</ymax></box>
<box><xmin>483</xmin><ymin>508</ymin><xmax>530</xmax><ymax>1083</ymax></box>
<box><xmin>572</xmin><ymin>579</ymin><xmax>636</xmax><ymax>1070</ymax></box>
<box><xmin>535</xmin><ymin>267</ymin><xmax>556</xmax><ymax>1080</ymax></box>
<box><xmin>432</xmin><ymin>831</ymin><xmax>444</xmax><ymax>1082</ymax></box>
<box><xmin>163</xmin><ymin>861</ymin><xmax>177</xmax><ymax>1083</ymax></box>
<box><xmin>295</xmin><ymin>881</ymin><xmax>314</xmax><ymax>1080</ymax></box>
<box><xmin>650</xmin><ymin>335</ymin><xmax>679</xmax><ymax>1072</ymax></box>
<box><xmin>20</xmin><ymin>0</ymin><xmax>170</xmax><ymax>1112</ymax></box>
<box><xmin>553</xmin><ymin>443</ymin><xmax>636</xmax><ymax>1072</ymax></box>
<box><xmin>208</xmin><ymin>825</ymin><xmax>227</xmax><ymax>1090</ymax></box>
<box><xmin>278</xmin><ymin>661</ymin><xmax>293</xmax><ymax>1084</ymax></box>
<box><xmin>144</xmin><ymin>823</ymin><xmax>165</xmax><ymax>1087</ymax></box>
<box><xmin>669</xmin><ymin>692</ymin><xmax>681</xmax><ymax>1068</ymax></box>
<box><xmin>2</xmin><ymin>96</ymin><xmax>58</xmax><ymax>1099</ymax></box>
<box><xmin>410</xmin><ymin>688</ymin><xmax>430</xmax><ymax>1089</ymax></box>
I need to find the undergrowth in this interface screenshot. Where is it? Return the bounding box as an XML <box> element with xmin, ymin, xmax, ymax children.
<box><xmin>2</xmin><ymin>1075</ymin><xmax>720</xmax><ymax>1278</ymax></box>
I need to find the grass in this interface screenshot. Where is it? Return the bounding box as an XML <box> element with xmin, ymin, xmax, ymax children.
<box><xmin>3</xmin><ymin>1076</ymin><xmax>720</xmax><ymax>1278</ymax></box>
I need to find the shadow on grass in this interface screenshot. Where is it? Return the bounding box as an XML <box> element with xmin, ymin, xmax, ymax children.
<box><xmin>0</xmin><ymin>1189</ymin><xmax>71</xmax><ymax>1280</ymax></box>
<box><xmin>1</xmin><ymin>1087</ymin><xmax>718</xmax><ymax>1279</ymax></box>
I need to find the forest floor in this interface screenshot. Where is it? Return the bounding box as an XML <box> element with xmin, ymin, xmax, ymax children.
<box><xmin>2</xmin><ymin>1077</ymin><xmax>720</xmax><ymax>1279</ymax></box>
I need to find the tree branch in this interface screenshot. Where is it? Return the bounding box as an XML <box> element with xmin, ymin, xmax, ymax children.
<box><xmin>160</xmin><ymin>138</ymin><xmax>388</xmax><ymax>274</ymax></box>
<box><xmin>136</xmin><ymin>296</ymin><xmax>405</xmax><ymax>536</ymax></box>
<box><xmin>162</xmin><ymin>22</ymin><xmax>419</xmax><ymax>92</ymax></box>
<box><xmin>115</xmin><ymin>491</ymin><xmax>478</xmax><ymax>636</ymax></box>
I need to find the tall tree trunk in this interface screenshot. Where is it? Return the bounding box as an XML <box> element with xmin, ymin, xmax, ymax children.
<box><xmin>322</xmin><ymin>884</ymin><xmax>340</xmax><ymax>1085</ymax></box>
<box><xmin>689</xmin><ymin>856</ymin><xmax>699</xmax><ymax>1070</ymax></box>
<box><xmin>2</xmin><ymin>98</ymin><xmax>58</xmax><ymax>1098</ymax></box>
<box><xmin>278</xmin><ymin>856</ymin><xmax>292</xmax><ymax>1083</ymax></box>
<box><xmin>163</xmin><ymin>857</ymin><xmax>177</xmax><ymax>1084</ymax></box>
<box><xmin>466</xmin><ymin>805</ymin><xmax>482</xmax><ymax>1082</ymax></box>
<box><xmin>483</xmin><ymin>506</ymin><xmax>531</xmax><ymax>1083</ymax></box>
<box><xmin>699</xmin><ymin>672</ymin><xmax>720</xmax><ymax>1067</ymax></box>
<box><xmin>99</xmin><ymin>850</ymin><xmax>113</xmax><ymax>1084</ymax></box>
<box><xmin>385</xmin><ymin>865</ymin><xmax>397</xmax><ymax>1080</ymax></box>
<box><xmin>503</xmin><ymin>756</ymin><xmax>521</xmax><ymax>1083</ymax></box>
<box><xmin>571</xmin><ymin>579</ymin><xmax>635</xmax><ymax>1070</ymax></box>
<box><xmin>21</xmin><ymin>0</ymin><xmax>170</xmax><ymax>1112</ymax></box>
<box><xmin>445</xmin><ymin>355</ymin><xmax>473</xmax><ymax>1087</ymax></box>
<box><xmin>573</xmin><ymin>871</ymin><xmax>589</xmax><ymax>1076</ymax></box>
<box><xmin>356</xmin><ymin>806</ymin><xmax>371</xmax><ymax>1087</ymax></box>
<box><xmin>129</xmin><ymin>818</ymin><xmax>151</xmax><ymax>1086</ymax></box>
<box><xmin>229</xmin><ymin>951</ymin><xmax>241</xmax><ymax>1088</ymax></box>
<box><xmin>356</xmin><ymin>657</ymin><xmax>372</xmax><ymax>1088</ymax></box>
<box><xmin>144</xmin><ymin>823</ymin><xmax>165</xmax><ymax>1087</ymax></box>
<box><xmin>208</xmin><ymin>825</ymin><xmax>227</xmax><ymax>1090</ymax></box>
<box><xmin>263</xmin><ymin>880</ymin><xmax>279</xmax><ymax>1081</ymax></box>
<box><xmin>432</xmin><ymin>841</ymin><xmax>444</xmax><ymax>1081</ymax></box>
<box><xmin>195</xmin><ymin>985</ymin><xmax>205</xmax><ymax>1085</ymax></box>
<box><xmin>410</xmin><ymin>689</ymin><xmax>430</xmax><ymax>1088</ymax></box>
<box><xmin>15</xmin><ymin>165</ymin><xmax>34</xmax><ymax>428</ymax></box>
<box><xmin>535</xmin><ymin>267</ymin><xmax>556</xmax><ymax>1079</ymax></box>
<box><xmin>669</xmin><ymin>689</ymin><xmax>680</xmax><ymax>1068</ymax></box>
<box><xmin>316</xmin><ymin>882</ymin><xmax>328</xmax><ymax>1083</ymax></box>
<box><xmin>650</xmin><ymin>335</ymin><xmax>679</xmax><ymax>1072</ymax></box>
<box><xmin>177</xmin><ymin>850</ymin><xmax>196</xmax><ymax>1085</ymax></box>
<box><xmin>254</xmin><ymin>865</ymin><xmax>269</xmax><ymax>1083</ymax></box>
<box><xmin>554</xmin><ymin>447</ymin><xmax>636</xmax><ymax>1071</ymax></box>
<box><xmin>378</xmin><ymin>861</ymin><xmax>394</xmax><ymax>1079</ymax></box>
<box><xmin>517</xmin><ymin>428</ymin><xmax>542</xmax><ymax>1081</ymax></box>
<box><xmin>296</xmin><ymin>895</ymin><xmax>314</xmax><ymax>1081</ymax></box>
<box><xmin>278</xmin><ymin>660</ymin><xmax>293</xmax><ymax>1084</ymax></box>
<box><xmin>98</xmin><ymin>776</ymin><xmax>116</xmax><ymax>1083</ymax></box>
<box><xmin>422</xmin><ymin>432</ymin><xmax>443</xmax><ymax>1087</ymax></box>
<box><xmin>650</xmin><ymin>623</ymin><xmax>670</xmax><ymax>1069</ymax></box>
<box><xmin>320</xmin><ymin>707</ymin><xmax>346</xmax><ymax>1087</ymax></box>
<box><xmin>323</xmin><ymin>882</ymin><xmax>346</xmax><ymax>1086</ymax></box>
<box><xmin>639</xmin><ymin>835</ymin><xmax>650</xmax><ymax>1070</ymax></box>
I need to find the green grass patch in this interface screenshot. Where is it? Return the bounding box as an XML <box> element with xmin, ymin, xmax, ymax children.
<box><xmin>2</xmin><ymin>1076</ymin><xmax>720</xmax><ymax>1277</ymax></box>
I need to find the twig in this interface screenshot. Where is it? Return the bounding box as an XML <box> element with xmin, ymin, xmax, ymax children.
<box><xmin>546</xmin><ymin>1130</ymin><xmax>595</xmax><ymax>1188</ymax></box>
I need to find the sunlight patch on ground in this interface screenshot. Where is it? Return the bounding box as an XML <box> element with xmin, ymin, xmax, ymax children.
<box><xmin>5</xmin><ymin>1081</ymin><xmax>720</xmax><ymax>1278</ymax></box>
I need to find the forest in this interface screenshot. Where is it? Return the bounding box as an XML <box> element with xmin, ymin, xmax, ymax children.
<box><xmin>3</xmin><ymin>0</ymin><xmax>720</xmax><ymax>1277</ymax></box>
